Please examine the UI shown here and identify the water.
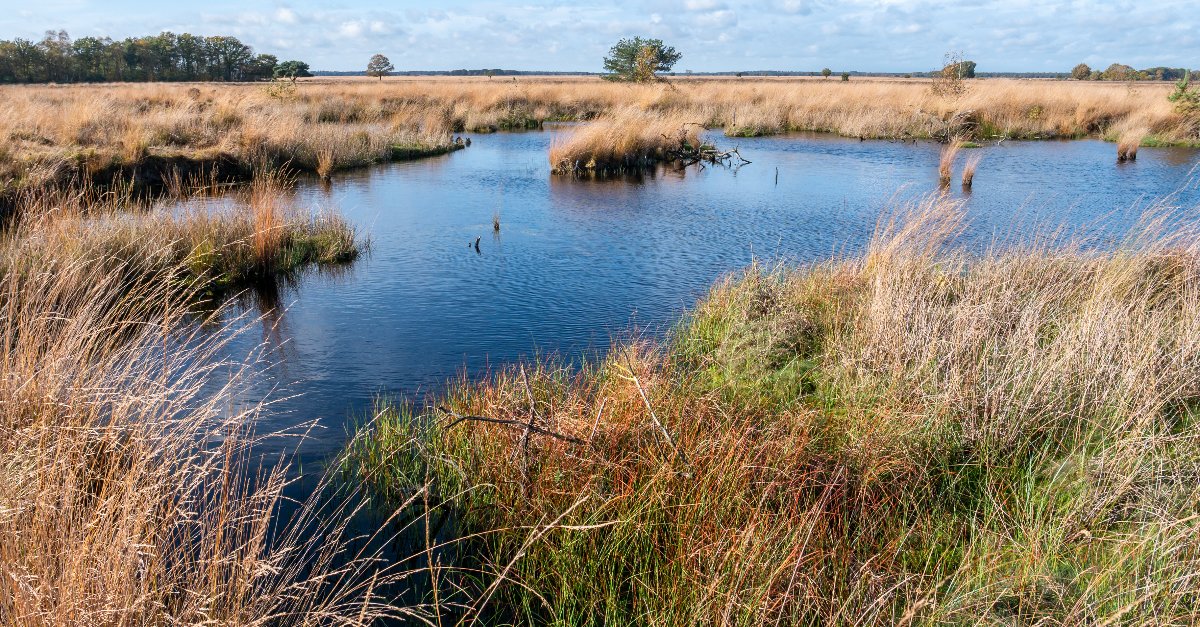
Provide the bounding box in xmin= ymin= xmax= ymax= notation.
xmin=213 ymin=130 xmax=1200 ymax=464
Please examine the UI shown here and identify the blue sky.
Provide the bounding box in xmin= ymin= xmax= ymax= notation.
xmin=2 ymin=0 xmax=1197 ymax=73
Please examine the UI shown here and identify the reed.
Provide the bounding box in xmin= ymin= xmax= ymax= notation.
xmin=962 ymin=151 xmax=981 ymax=187
xmin=0 ymin=240 xmax=422 ymax=624
xmin=0 ymin=171 xmax=359 ymax=295
xmin=351 ymin=194 xmax=1200 ymax=624
xmin=1117 ymin=129 xmax=1146 ymax=162
xmin=938 ymin=140 xmax=962 ymax=185
xmin=493 ymin=209 xmax=501 ymax=233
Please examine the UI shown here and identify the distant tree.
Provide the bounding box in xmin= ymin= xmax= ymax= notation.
xmin=1071 ymin=63 xmax=1091 ymax=80
xmin=941 ymin=58 xmax=976 ymax=79
xmin=274 ymin=59 xmax=311 ymax=83
xmin=485 ymin=69 xmax=496 ymax=79
xmin=366 ymin=53 xmax=394 ymax=81
xmin=821 ymin=67 xmax=832 ymax=78
xmin=841 ymin=71 xmax=850 ymax=82
xmin=932 ymin=51 xmax=970 ymax=98
xmin=601 ymin=37 xmax=680 ymax=82
xmin=1102 ymin=63 xmax=1137 ymax=81
xmin=735 ymin=71 xmax=744 ymax=78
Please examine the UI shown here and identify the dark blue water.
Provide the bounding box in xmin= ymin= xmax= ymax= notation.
xmin=214 ymin=131 xmax=1200 ymax=462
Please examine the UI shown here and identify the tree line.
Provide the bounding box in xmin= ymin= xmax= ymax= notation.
xmin=1071 ymin=63 xmax=1198 ymax=82
xmin=0 ymin=30 xmax=310 ymax=84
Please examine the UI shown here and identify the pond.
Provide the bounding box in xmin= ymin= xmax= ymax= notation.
xmin=211 ymin=130 xmax=1200 ymax=464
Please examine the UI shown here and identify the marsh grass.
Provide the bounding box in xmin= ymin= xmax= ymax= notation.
xmin=1117 ymin=129 xmax=1147 ymax=162
xmin=0 ymin=243 xmax=437 ymax=624
xmin=351 ymin=194 xmax=1200 ymax=624
xmin=938 ymin=140 xmax=962 ymax=186
xmin=549 ymin=108 xmax=702 ymax=174
xmin=0 ymin=170 xmax=359 ymax=300
xmin=962 ymin=152 xmax=981 ymax=187
xmin=4 ymin=77 xmax=1189 ymax=198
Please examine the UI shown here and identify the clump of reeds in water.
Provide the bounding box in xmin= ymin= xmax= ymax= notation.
xmin=962 ymin=152 xmax=981 ymax=188
xmin=1117 ymin=130 xmax=1145 ymax=162
xmin=492 ymin=209 xmax=501 ymax=233
xmin=938 ymin=140 xmax=962 ymax=186
xmin=350 ymin=194 xmax=1200 ymax=624
xmin=316 ymin=148 xmax=335 ymax=180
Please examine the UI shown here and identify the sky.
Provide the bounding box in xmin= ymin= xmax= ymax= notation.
xmin=1 ymin=0 xmax=1197 ymax=73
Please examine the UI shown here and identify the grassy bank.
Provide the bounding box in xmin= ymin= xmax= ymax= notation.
xmin=0 ymin=82 xmax=462 ymax=202
xmin=2 ymin=78 xmax=1195 ymax=198
xmin=350 ymin=196 xmax=1200 ymax=624
xmin=1 ymin=171 xmax=359 ymax=301
xmin=0 ymin=186 xmax=429 ymax=622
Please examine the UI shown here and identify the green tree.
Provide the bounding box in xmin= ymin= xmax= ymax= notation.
xmin=1168 ymin=71 xmax=1200 ymax=116
xmin=1071 ymin=63 xmax=1091 ymax=80
xmin=841 ymin=71 xmax=850 ymax=82
xmin=601 ymin=37 xmax=681 ymax=82
xmin=1102 ymin=63 xmax=1137 ymax=81
xmin=821 ymin=67 xmax=832 ymax=78
xmin=274 ymin=60 xmax=311 ymax=83
xmin=366 ymin=54 xmax=394 ymax=80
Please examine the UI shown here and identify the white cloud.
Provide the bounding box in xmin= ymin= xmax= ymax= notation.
xmin=275 ymin=8 xmax=298 ymax=25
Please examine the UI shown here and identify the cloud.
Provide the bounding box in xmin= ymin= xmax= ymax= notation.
xmin=275 ymin=7 xmax=298 ymax=25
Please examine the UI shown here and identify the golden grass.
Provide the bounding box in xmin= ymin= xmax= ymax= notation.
xmin=938 ymin=140 xmax=962 ymax=185
xmin=352 ymin=195 xmax=1200 ymax=623
xmin=0 ymin=171 xmax=358 ymax=297
xmin=0 ymin=77 xmax=1191 ymax=197
xmin=962 ymin=151 xmax=981 ymax=187
xmin=0 ymin=224 xmax=423 ymax=624
xmin=548 ymin=107 xmax=701 ymax=173
xmin=1117 ymin=127 xmax=1148 ymax=162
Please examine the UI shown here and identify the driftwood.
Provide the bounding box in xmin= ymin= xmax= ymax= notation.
xmin=662 ymin=125 xmax=752 ymax=168
xmin=436 ymin=406 xmax=589 ymax=447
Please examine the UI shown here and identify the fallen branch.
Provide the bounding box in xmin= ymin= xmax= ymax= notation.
xmin=436 ymin=407 xmax=589 ymax=447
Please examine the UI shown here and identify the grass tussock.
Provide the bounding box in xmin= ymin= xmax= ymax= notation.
xmin=1117 ymin=128 xmax=1147 ymax=162
xmin=351 ymin=195 xmax=1200 ymax=624
xmin=938 ymin=140 xmax=962 ymax=186
xmin=549 ymin=108 xmax=702 ymax=174
xmin=962 ymin=151 xmax=981 ymax=187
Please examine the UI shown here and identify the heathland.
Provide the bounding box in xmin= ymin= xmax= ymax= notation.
xmin=1 ymin=75 xmax=1198 ymax=624
xmin=2 ymin=76 xmax=1196 ymax=201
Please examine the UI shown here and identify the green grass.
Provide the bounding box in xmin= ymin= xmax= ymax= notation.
xmin=347 ymin=196 xmax=1200 ymax=624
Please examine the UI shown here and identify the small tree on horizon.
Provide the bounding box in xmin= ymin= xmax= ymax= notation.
xmin=274 ymin=60 xmax=311 ymax=84
xmin=821 ymin=67 xmax=832 ymax=78
xmin=366 ymin=54 xmax=394 ymax=81
xmin=1071 ymin=63 xmax=1092 ymax=80
xmin=602 ymin=37 xmax=681 ymax=82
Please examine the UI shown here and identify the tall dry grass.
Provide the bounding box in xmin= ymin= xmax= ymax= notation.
xmin=0 ymin=171 xmax=358 ymax=295
xmin=938 ymin=140 xmax=962 ymax=185
xmin=0 ymin=77 xmax=1192 ymax=196
xmin=548 ymin=107 xmax=701 ymax=173
xmin=0 ymin=240 xmax=433 ymax=623
xmin=352 ymin=194 xmax=1200 ymax=624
